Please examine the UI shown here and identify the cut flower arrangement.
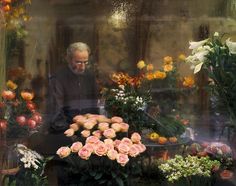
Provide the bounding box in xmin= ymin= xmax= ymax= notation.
xmin=158 ymin=155 xmax=220 ymax=185
xmin=0 ymin=80 xmax=42 ymax=139
xmin=57 ymin=114 xmax=146 ymax=186
xmin=2 ymin=144 xmax=51 ymax=186
xmin=185 ymin=32 xmax=236 ymax=128
xmin=103 ymin=58 xmax=183 ymax=132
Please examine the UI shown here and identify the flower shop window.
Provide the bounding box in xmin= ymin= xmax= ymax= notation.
xmin=1 ymin=0 xmax=236 ymax=185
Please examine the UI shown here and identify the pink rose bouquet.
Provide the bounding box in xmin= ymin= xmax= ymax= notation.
xmin=56 ymin=114 xmax=146 ymax=185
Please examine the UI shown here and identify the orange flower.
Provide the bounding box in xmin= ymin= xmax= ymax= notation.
xmin=154 ymin=71 xmax=166 ymax=79
xmin=163 ymin=64 xmax=173 ymax=72
xmin=128 ymin=77 xmax=142 ymax=87
xmin=3 ymin=5 xmax=10 ymax=11
xmin=6 ymin=80 xmax=17 ymax=90
xmin=3 ymin=0 xmax=12 ymax=3
xmin=111 ymin=72 xmax=130 ymax=85
xmin=1 ymin=90 xmax=15 ymax=100
xmin=146 ymin=64 xmax=154 ymax=71
xmin=21 ymin=91 xmax=34 ymax=101
xmin=145 ymin=73 xmax=155 ymax=80
xmin=183 ymin=76 xmax=195 ymax=88
xmin=163 ymin=56 xmax=173 ymax=65
xmin=220 ymin=170 xmax=233 ymax=180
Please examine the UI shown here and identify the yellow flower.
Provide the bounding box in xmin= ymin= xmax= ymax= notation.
xmin=178 ymin=53 xmax=186 ymax=61
xmin=154 ymin=71 xmax=166 ymax=79
xmin=137 ymin=60 xmax=146 ymax=69
xmin=163 ymin=56 xmax=173 ymax=65
xmin=183 ymin=76 xmax=195 ymax=88
xmin=163 ymin=64 xmax=173 ymax=72
xmin=6 ymin=80 xmax=17 ymax=90
xmin=146 ymin=64 xmax=154 ymax=71
xmin=21 ymin=91 xmax=34 ymax=101
xmin=146 ymin=73 xmax=155 ymax=80
xmin=149 ymin=132 xmax=159 ymax=140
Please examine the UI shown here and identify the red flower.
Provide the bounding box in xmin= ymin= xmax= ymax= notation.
xmin=27 ymin=118 xmax=37 ymax=129
xmin=0 ymin=120 xmax=7 ymax=130
xmin=220 ymin=170 xmax=233 ymax=180
xmin=16 ymin=115 xmax=27 ymax=126
xmin=1 ymin=90 xmax=15 ymax=100
xmin=26 ymin=101 xmax=36 ymax=111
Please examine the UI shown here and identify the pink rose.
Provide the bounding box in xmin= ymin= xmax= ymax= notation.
xmin=119 ymin=122 xmax=129 ymax=132
xmin=56 ymin=146 xmax=71 ymax=158
xmin=73 ymin=115 xmax=86 ymax=125
xmin=121 ymin=137 xmax=133 ymax=147
xmin=81 ymin=130 xmax=91 ymax=138
xmin=103 ymin=128 xmax=116 ymax=139
xmin=111 ymin=116 xmax=123 ymax=123
xmin=116 ymin=153 xmax=129 ymax=166
xmin=97 ymin=115 xmax=111 ymax=123
xmin=94 ymin=142 xmax=108 ymax=156
xmin=118 ymin=143 xmax=130 ymax=154
xmin=70 ymin=142 xmax=83 ymax=152
xmin=92 ymin=130 xmax=102 ymax=138
xmin=104 ymin=139 xmax=113 ymax=145
xmin=105 ymin=143 xmax=114 ymax=151
xmin=78 ymin=147 xmax=92 ymax=160
xmin=85 ymin=113 xmax=97 ymax=118
xmin=107 ymin=149 xmax=118 ymax=160
xmin=113 ymin=139 xmax=121 ymax=149
xmin=70 ymin=123 xmax=79 ymax=131
xmin=98 ymin=122 xmax=109 ymax=131
xmin=83 ymin=119 xmax=97 ymax=130
xmin=86 ymin=136 xmax=100 ymax=144
xmin=131 ymin=133 xmax=141 ymax=143
xmin=111 ymin=123 xmax=121 ymax=132
xmin=137 ymin=143 xmax=146 ymax=153
xmin=83 ymin=143 xmax=94 ymax=153
xmin=64 ymin=128 xmax=75 ymax=137
xmin=129 ymin=145 xmax=140 ymax=157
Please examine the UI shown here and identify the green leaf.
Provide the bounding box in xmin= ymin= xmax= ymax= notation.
xmin=95 ymin=172 xmax=103 ymax=180
xmin=89 ymin=171 xmax=96 ymax=177
xmin=115 ymin=177 xmax=124 ymax=186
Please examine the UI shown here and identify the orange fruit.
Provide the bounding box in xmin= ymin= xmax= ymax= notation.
xmin=158 ymin=137 xmax=167 ymax=145
xmin=169 ymin=137 xmax=177 ymax=143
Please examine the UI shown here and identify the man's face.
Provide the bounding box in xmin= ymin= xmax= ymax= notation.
xmin=69 ymin=50 xmax=89 ymax=74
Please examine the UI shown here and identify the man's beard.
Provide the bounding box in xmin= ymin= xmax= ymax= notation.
xmin=69 ymin=64 xmax=85 ymax=75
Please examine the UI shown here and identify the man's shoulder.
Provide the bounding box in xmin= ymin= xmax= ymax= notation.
xmin=50 ymin=66 xmax=71 ymax=81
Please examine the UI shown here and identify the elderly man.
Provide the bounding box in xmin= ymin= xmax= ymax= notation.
xmin=47 ymin=42 xmax=99 ymax=133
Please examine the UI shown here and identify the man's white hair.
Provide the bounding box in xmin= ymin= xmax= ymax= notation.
xmin=66 ymin=42 xmax=90 ymax=60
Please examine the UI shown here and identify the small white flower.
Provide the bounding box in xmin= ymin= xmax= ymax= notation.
xmin=214 ymin=32 xmax=219 ymax=37
xmin=226 ymin=38 xmax=236 ymax=54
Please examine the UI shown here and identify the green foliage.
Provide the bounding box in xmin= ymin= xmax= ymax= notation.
xmin=186 ymin=32 xmax=236 ymax=127
xmin=158 ymin=155 xmax=220 ymax=184
xmin=147 ymin=114 xmax=186 ymax=137
xmin=62 ymin=154 xmax=142 ymax=186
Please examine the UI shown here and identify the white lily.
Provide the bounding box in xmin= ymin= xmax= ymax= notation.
xmin=214 ymin=32 xmax=219 ymax=37
xmin=189 ymin=39 xmax=209 ymax=54
xmin=226 ymin=38 xmax=236 ymax=54
xmin=186 ymin=45 xmax=210 ymax=73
